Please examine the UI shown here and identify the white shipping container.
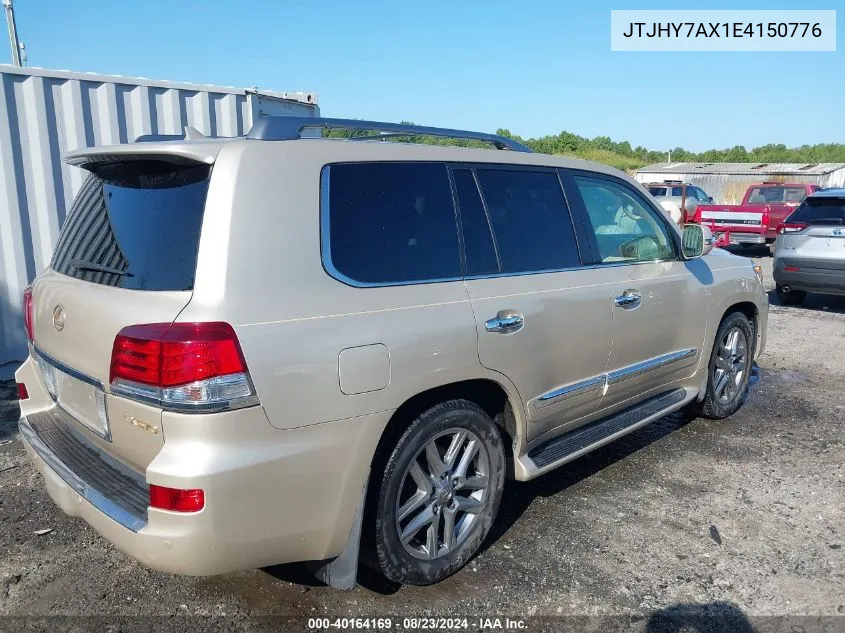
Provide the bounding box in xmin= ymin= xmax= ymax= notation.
xmin=0 ymin=65 xmax=319 ymax=369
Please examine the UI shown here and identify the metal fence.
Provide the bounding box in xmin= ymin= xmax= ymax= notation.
xmin=0 ymin=65 xmax=318 ymax=367
xmin=635 ymin=163 xmax=845 ymax=204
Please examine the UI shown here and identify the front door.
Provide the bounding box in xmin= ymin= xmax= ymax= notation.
xmin=565 ymin=172 xmax=707 ymax=409
xmin=451 ymin=166 xmax=612 ymax=442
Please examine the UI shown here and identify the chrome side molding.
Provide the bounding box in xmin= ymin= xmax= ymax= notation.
xmin=535 ymin=375 xmax=605 ymax=409
xmin=533 ymin=348 xmax=697 ymax=409
xmin=607 ymin=348 xmax=697 ymax=385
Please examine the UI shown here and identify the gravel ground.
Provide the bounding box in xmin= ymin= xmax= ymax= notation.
xmin=0 ymin=250 xmax=843 ymax=632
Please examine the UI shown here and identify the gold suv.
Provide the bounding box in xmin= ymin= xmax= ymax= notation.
xmin=16 ymin=118 xmax=767 ymax=588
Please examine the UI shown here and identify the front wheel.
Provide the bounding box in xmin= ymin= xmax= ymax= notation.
xmin=690 ymin=312 xmax=754 ymax=419
xmin=369 ymin=400 xmax=505 ymax=585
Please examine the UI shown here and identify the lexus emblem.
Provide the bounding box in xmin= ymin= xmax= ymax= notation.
xmin=52 ymin=305 xmax=65 ymax=331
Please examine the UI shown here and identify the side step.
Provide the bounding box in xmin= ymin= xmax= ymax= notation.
xmin=528 ymin=389 xmax=686 ymax=468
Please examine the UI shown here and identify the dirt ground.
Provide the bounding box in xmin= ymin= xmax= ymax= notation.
xmin=0 ymin=250 xmax=843 ymax=632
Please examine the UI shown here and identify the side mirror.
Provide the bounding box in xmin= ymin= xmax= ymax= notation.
xmin=682 ymin=224 xmax=714 ymax=258
xmin=707 ymin=196 xmax=713 ymax=203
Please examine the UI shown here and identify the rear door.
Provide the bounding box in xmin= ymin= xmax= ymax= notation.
xmin=29 ymin=159 xmax=211 ymax=472
xmin=564 ymin=171 xmax=707 ymax=409
xmin=453 ymin=166 xmax=613 ymax=443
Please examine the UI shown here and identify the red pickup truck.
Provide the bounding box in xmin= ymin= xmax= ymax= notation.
xmin=693 ymin=182 xmax=820 ymax=248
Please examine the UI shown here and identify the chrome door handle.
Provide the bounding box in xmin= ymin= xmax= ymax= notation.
xmin=485 ymin=310 xmax=525 ymax=334
xmin=614 ymin=290 xmax=642 ymax=309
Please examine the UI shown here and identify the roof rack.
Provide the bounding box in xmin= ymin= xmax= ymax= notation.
xmin=246 ymin=116 xmax=533 ymax=152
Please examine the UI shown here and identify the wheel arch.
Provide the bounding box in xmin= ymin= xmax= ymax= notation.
xmin=720 ymin=300 xmax=759 ymax=352
xmin=370 ymin=378 xmax=522 ymax=480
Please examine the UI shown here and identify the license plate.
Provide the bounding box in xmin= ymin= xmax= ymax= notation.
xmin=38 ymin=357 xmax=110 ymax=439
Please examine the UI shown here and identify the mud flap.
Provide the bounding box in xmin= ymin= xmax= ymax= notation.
xmin=696 ymin=375 xmax=709 ymax=402
xmin=308 ymin=477 xmax=368 ymax=591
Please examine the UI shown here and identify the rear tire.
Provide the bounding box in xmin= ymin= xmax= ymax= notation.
xmin=689 ymin=312 xmax=754 ymax=420
xmin=776 ymin=285 xmax=806 ymax=306
xmin=368 ymin=400 xmax=505 ymax=585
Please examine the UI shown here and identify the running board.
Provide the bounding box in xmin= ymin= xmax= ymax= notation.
xmin=527 ymin=389 xmax=687 ymax=469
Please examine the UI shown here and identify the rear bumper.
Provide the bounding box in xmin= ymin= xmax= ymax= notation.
xmin=16 ymin=358 xmax=390 ymax=576
xmin=773 ymin=266 xmax=845 ymax=296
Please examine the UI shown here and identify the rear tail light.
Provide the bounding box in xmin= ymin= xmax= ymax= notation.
xmin=17 ymin=383 xmax=28 ymax=400
xmin=23 ymin=287 xmax=34 ymax=341
xmin=777 ymin=222 xmax=808 ymax=234
xmin=784 ymin=265 xmax=801 ymax=272
xmin=110 ymin=322 xmax=257 ymax=412
xmin=149 ymin=484 xmax=205 ymax=512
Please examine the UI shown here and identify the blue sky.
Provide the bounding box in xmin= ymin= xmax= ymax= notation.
xmin=6 ymin=0 xmax=843 ymax=152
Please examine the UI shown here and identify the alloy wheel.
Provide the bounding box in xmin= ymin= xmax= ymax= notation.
xmin=713 ymin=326 xmax=748 ymax=404
xmin=394 ymin=428 xmax=491 ymax=560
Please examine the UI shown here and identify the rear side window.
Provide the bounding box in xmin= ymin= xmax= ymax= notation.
xmin=787 ymin=197 xmax=845 ymax=225
xmin=51 ymin=161 xmax=209 ymax=290
xmin=475 ymin=169 xmax=579 ymax=274
xmin=649 ymin=187 xmax=668 ymax=197
xmin=325 ymin=162 xmax=460 ymax=285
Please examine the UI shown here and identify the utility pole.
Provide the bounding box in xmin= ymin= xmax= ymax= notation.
xmin=2 ymin=0 xmax=22 ymax=66
xmin=667 ymin=150 xmax=671 ymax=163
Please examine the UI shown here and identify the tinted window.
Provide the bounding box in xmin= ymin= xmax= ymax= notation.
xmin=326 ymin=162 xmax=460 ymax=284
xmin=787 ymin=197 xmax=845 ymax=225
xmin=51 ymin=162 xmax=209 ymax=290
xmin=747 ymin=186 xmax=808 ymax=204
xmin=574 ymin=175 xmax=676 ymax=263
xmin=475 ymin=169 xmax=579 ymax=273
xmin=671 ymin=186 xmax=684 ymax=197
xmin=649 ymin=186 xmax=668 ymax=197
xmin=453 ymin=169 xmax=498 ymax=276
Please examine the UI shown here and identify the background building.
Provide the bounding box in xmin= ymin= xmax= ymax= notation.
xmin=0 ymin=65 xmax=318 ymax=370
xmin=635 ymin=162 xmax=845 ymax=204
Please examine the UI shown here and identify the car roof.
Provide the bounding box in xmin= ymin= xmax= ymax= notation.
xmin=65 ymin=135 xmax=632 ymax=182
xmin=809 ymin=188 xmax=845 ymax=199
xmin=753 ymin=182 xmax=814 ymax=187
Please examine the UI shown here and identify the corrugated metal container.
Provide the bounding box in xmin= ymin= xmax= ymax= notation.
xmin=635 ymin=162 xmax=845 ymax=204
xmin=0 ymin=65 xmax=318 ymax=368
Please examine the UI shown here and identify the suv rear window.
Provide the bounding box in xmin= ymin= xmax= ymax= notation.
xmin=787 ymin=197 xmax=845 ymax=225
xmin=325 ymin=162 xmax=461 ymax=285
xmin=51 ymin=161 xmax=210 ymax=291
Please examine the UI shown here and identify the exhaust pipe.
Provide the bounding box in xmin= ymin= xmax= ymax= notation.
xmin=781 ymin=285 xmax=790 ymax=293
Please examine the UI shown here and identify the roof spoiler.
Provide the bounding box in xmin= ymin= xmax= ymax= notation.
xmin=134 ymin=126 xmax=207 ymax=143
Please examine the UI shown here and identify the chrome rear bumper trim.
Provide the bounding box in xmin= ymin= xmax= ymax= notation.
xmin=19 ymin=415 xmax=147 ymax=533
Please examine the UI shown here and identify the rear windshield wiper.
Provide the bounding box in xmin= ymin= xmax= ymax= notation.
xmin=69 ymin=258 xmax=134 ymax=277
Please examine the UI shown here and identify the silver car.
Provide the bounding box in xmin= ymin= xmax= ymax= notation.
xmin=774 ymin=188 xmax=845 ymax=305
